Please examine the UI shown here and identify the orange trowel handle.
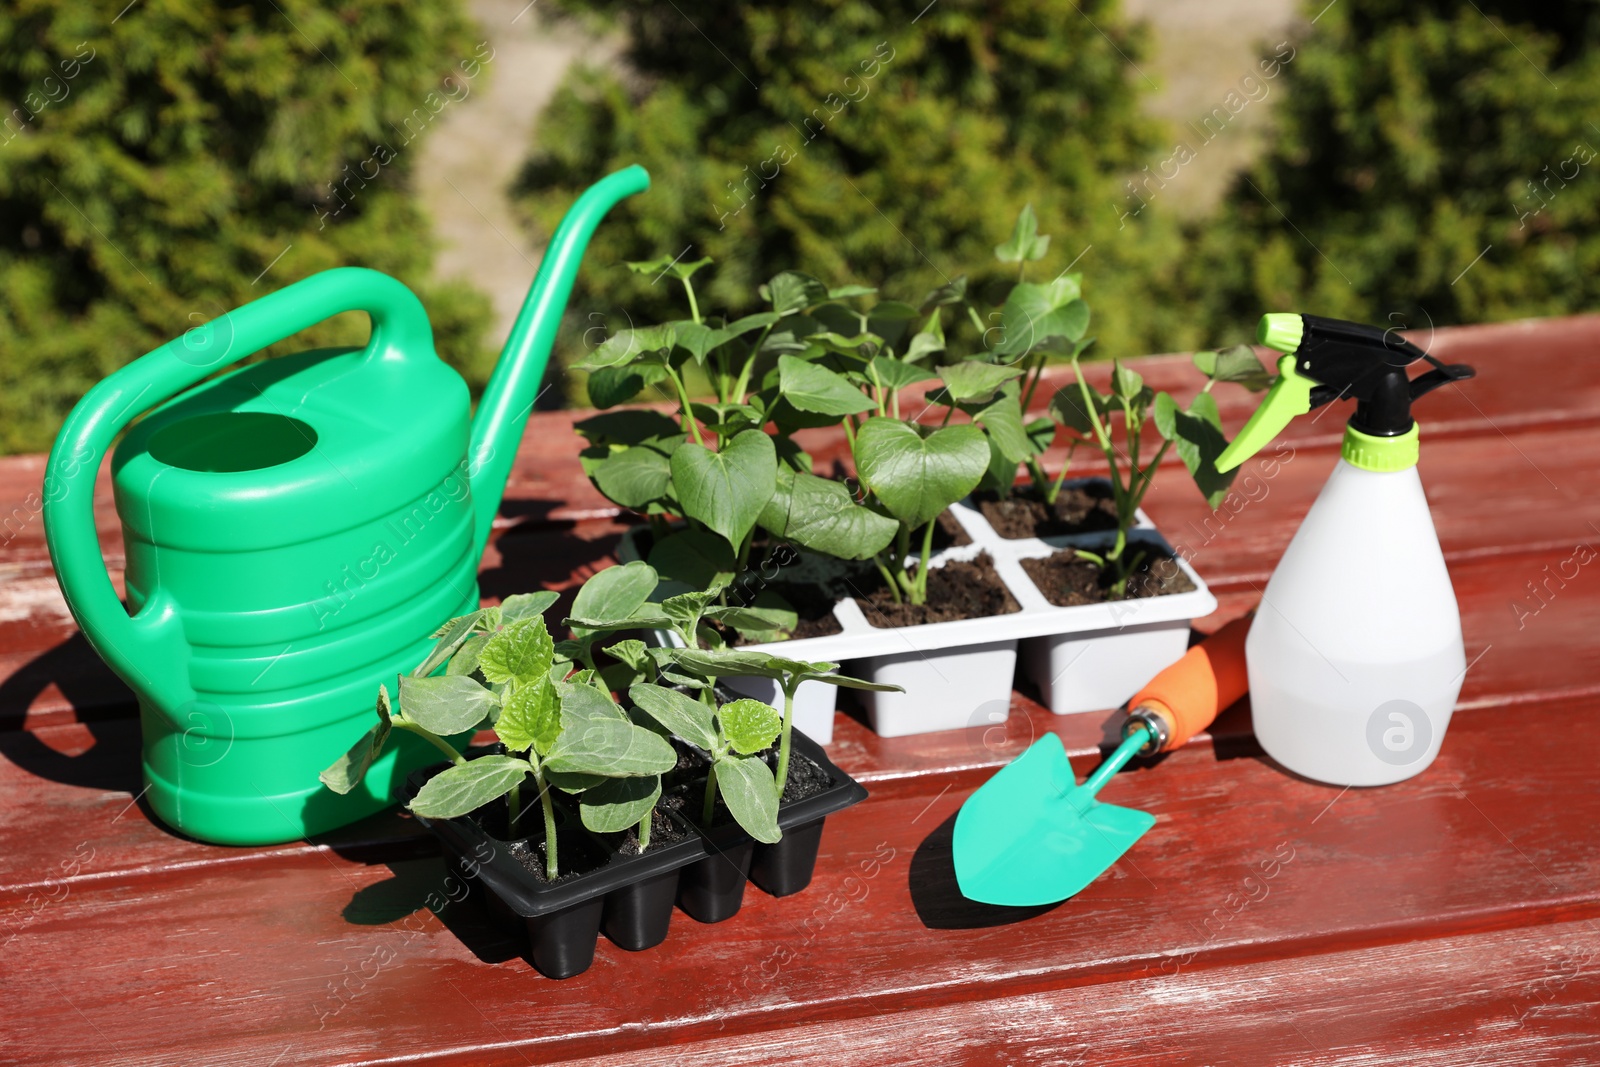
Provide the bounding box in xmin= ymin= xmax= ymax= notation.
xmin=1129 ymin=613 xmax=1253 ymax=752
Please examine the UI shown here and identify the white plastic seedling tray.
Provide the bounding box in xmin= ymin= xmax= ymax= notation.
xmin=622 ymin=483 xmax=1217 ymax=740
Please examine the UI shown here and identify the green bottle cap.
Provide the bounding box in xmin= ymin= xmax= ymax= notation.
xmin=1257 ymin=313 xmax=1304 ymax=354
xmin=1342 ymin=423 xmax=1419 ymax=472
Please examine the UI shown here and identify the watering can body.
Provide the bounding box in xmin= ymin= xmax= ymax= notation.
xmin=43 ymin=167 xmax=648 ymax=845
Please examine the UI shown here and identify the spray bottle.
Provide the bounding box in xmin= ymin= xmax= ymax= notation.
xmin=1215 ymin=313 xmax=1476 ymax=785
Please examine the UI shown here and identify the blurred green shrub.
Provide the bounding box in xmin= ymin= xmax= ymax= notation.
xmin=1186 ymin=0 xmax=1600 ymax=340
xmin=514 ymin=0 xmax=1190 ymax=401
xmin=0 ymin=1 xmax=493 ymax=454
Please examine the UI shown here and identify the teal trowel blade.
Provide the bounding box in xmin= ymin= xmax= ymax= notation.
xmin=953 ymin=733 xmax=1156 ymax=907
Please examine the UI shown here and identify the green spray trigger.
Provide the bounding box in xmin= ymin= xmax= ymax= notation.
xmin=1215 ymin=352 xmax=1314 ymax=472
xmin=1214 ymin=311 xmax=1474 ymax=474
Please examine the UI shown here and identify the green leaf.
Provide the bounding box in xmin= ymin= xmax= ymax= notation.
xmin=593 ymin=442 xmax=674 ymax=508
xmin=938 ymin=361 xmax=1025 ymax=403
xmin=808 ymin=671 xmax=903 ymax=693
xmin=1024 ymin=416 xmax=1057 ymax=456
xmin=717 ymin=698 xmax=782 ymax=755
xmin=853 ymin=419 xmax=989 ymax=530
xmin=993 ymin=278 xmax=1088 ymax=358
xmin=867 ymin=355 xmax=937 ymax=391
xmin=574 ymin=324 xmax=676 ymax=371
xmin=827 ymin=284 xmax=878 ymax=299
xmin=319 ymin=685 xmax=394 ymax=795
xmin=416 ymin=609 xmax=492 ymax=679
xmin=495 ymin=676 xmax=561 ymax=755
xmin=587 ymin=363 xmax=667 ymax=409
xmin=607 ymin=640 xmax=653 ymax=673
xmin=1048 ymin=383 xmax=1107 ymax=434
xmin=713 ymin=756 xmax=781 ymax=843
xmin=704 ymin=601 xmax=799 ymax=637
xmin=574 ymin=410 xmax=683 ymax=447
xmin=648 ymin=528 xmax=736 ymax=594
xmin=398 ymin=674 xmax=500 ymax=736
xmin=560 ymin=683 xmax=630 ymax=726
xmin=867 ymin=301 xmax=920 ymax=349
xmin=625 ymin=254 xmax=712 ymax=282
xmin=1193 ymin=344 xmax=1273 ymax=391
xmin=570 ymin=561 xmax=659 ymax=638
xmin=670 ymin=430 xmax=777 ymax=548
xmin=447 ymin=632 xmax=491 ymax=677
xmin=1152 ymin=391 xmax=1237 ymax=508
xmin=1110 ymin=360 xmax=1144 ymax=401
xmin=629 ymin=682 xmax=717 ymax=750
xmin=666 ymin=647 xmax=790 ymax=682
xmin=777 ymin=354 xmax=876 ymax=416
xmin=758 ymin=467 xmax=898 ymax=560
xmin=724 ymin=311 xmax=782 ymax=338
xmin=499 ymin=592 xmax=558 ymax=626
xmin=408 ymin=756 xmax=530 ymax=820
xmin=477 ymin=617 xmax=556 ymax=686
xmin=761 ymin=271 xmax=829 ymax=315
xmin=995 ymin=203 xmax=1051 ymax=262
xmin=578 ymin=775 xmax=663 ymax=833
xmin=546 ymin=715 xmax=678 ymax=778
xmin=973 ymin=391 xmax=1032 ymax=464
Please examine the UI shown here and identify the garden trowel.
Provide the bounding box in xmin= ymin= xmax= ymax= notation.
xmin=953 ymin=614 xmax=1252 ymax=906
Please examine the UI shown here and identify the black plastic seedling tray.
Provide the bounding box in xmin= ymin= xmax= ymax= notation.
xmin=407 ymin=727 xmax=868 ymax=979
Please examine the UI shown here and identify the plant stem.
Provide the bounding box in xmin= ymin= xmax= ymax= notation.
xmin=842 ymin=416 xmax=857 ymax=450
xmin=638 ymin=810 xmax=652 ymax=851
xmin=1046 ymin=442 xmax=1077 ymax=504
xmin=538 ymin=773 xmax=558 ymax=881
xmin=665 ymin=365 xmax=705 ymax=447
xmin=702 ymin=764 xmax=720 ymax=826
xmin=775 ymin=680 xmax=798 ymax=796
xmin=872 ymin=554 xmax=903 ymax=605
xmin=682 ymin=278 xmax=702 ymax=325
xmin=507 ymin=779 xmax=522 ymax=837
xmin=915 ymin=518 xmax=936 ymax=604
xmin=1020 ymin=352 xmax=1046 ymax=413
xmin=392 ymin=721 xmax=467 ymax=766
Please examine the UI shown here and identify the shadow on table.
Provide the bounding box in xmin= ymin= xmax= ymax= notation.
xmin=909 ymin=810 xmax=1062 ymax=930
xmin=337 ymin=850 xmax=530 ymax=969
xmin=0 ymin=631 xmax=144 ymax=793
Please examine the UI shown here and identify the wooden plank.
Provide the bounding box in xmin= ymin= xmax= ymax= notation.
xmin=2 ymin=693 xmax=1597 ymax=1066
xmin=550 ymin=920 xmax=1600 ymax=1067
xmin=2 ymin=530 xmax=1597 ymax=894
xmin=0 ymin=316 xmax=1593 ymax=734
xmin=4 ymin=313 xmax=1597 ymax=576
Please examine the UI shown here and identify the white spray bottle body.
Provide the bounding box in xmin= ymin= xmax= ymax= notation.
xmin=1247 ymin=456 xmax=1466 ymax=785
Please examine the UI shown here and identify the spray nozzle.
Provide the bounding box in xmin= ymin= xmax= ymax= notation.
xmin=1215 ymin=313 xmax=1475 ymax=472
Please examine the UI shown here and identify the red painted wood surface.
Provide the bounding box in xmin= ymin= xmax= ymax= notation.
xmin=1 ymin=316 xmax=1598 ymax=1066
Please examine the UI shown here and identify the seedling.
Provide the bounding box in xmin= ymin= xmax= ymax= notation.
xmin=629 ymin=684 xmax=784 ymax=842
xmin=321 ymin=604 xmax=675 ymax=879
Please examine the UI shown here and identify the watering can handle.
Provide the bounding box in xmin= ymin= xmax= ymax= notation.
xmin=41 ymin=268 xmax=433 ymax=710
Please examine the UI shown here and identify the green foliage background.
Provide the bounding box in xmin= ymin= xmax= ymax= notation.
xmin=1184 ymin=0 xmax=1600 ymax=340
xmin=0 ymin=0 xmax=494 ymax=453
xmin=4 ymin=0 xmax=1599 ymax=453
xmin=513 ymin=0 xmax=1191 ymax=401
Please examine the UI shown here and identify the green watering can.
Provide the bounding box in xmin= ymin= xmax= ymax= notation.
xmin=42 ymin=166 xmax=649 ymax=845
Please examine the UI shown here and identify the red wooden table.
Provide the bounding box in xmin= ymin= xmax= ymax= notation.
xmin=3 ymin=317 xmax=1599 ymax=1066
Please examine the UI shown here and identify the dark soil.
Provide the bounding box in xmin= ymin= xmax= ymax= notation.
xmin=768 ymin=749 xmax=833 ymax=804
xmin=615 ymin=805 xmax=691 ymax=856
xmin=854 ymin=552 xmax=1020 ymax=629
xmin=975 ymin=481 xmax=1119 ymax=540
xmin=932 ymin=508 xmax=972 ymax=548
xmin=721 ymin=575 xmax=844 ymax=645
xmin=505 ymin=826 xmax=610 ymax=885
xmin=1021 ymin=547 xmax=1196 ymax=608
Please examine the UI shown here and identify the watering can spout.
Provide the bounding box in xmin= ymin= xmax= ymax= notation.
xmin=467 ymin=164 xmax=650 ymax=554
